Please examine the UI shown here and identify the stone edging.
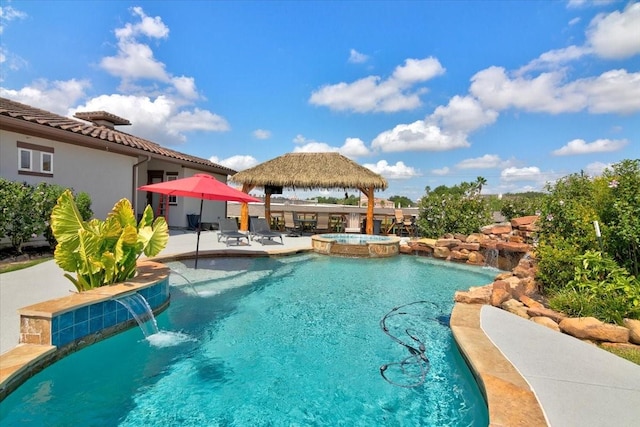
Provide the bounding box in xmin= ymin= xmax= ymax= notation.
xmin=451 ymin=303 xmax=548 ymax=426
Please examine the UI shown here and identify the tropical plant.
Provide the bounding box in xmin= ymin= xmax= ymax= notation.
xmin=50 ymin=190 xmax=169 ymax=292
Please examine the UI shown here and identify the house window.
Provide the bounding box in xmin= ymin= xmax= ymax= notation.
xmin=41 ymin=152 xmax=53 ymax=173
xmin=166 ymin=173 xmax=178 ymax=205
xmin=17 ymin=141 xmax=54 ymax=177
xmin=19 ymin=148 xmax=32 ymax=171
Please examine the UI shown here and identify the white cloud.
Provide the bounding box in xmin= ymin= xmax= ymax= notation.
xmin=586 ymin=3 xmax=640 ymax=59
xmin=171 ymin=76 xmax=199 ymax=100
xmin=567 ymin=0 xmax=617 ymax=9
xmin=167 ymin=108 xmax=230 ymax=132
xmin=371 ymin=120 xmax=469 ymax=153
xmin=253 ymin=129 xmax=271 ymax=139
xmin=429 ymin=95 xmax=498 ymax=133
xmin=100 ymin=7 xmax=173 ymax=84
xmin=210 ymin=155 xmax=258 ymax=171
xmin=576 ymin=69 xmax=640 ymax=114
xmin=470 ymin=66 xmax=640 ymax=114
xmin=517 ymin=45 xmax=589 ymax=74
xmin=115 ymin=6 xmax=170 ymax=40
xmin=456 ymin=154 xmax=503 ymax=169
xmin=291 ymin=135 xmax=370 ymax=158
xmin=0 ymin=5 xmax=26 ymax=35
xmin=552 ymin=138 xmax=628 ymax=155
xmin=293 ymin=142 xmax=339 ymax=153
xmin=584 ymin=161 xmax=612 ymax=176
xmin=1 ymin=79 xmax=90 ymax=114
xmin=309 ymin=57 xmax=445 ymax=113
xmin=70 ymin=94 xmax=228 ymax=145
xmin=348 ymin=49 xmax=368 ymax=64
xmin=500 ymin=166 xmax=542 ymax=182
xmin=431 ymin=167 xmax=450 ymax=175
xmin=363 ymin=160 xmax=420 ymax=179
xmin=340 ymin=137 xmax=371 ymax=157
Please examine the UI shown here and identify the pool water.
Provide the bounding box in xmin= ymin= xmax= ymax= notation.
xmin=0 ymin=254 xmax=493 ymax=426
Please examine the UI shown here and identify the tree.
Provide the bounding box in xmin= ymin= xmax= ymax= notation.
xmin=389 ymin=195 xmax=415 ymax=207
xmin=475 ymin=176 xmax=487 ymax=194
xmin=417 ymin=181 xmax=492 ymax=237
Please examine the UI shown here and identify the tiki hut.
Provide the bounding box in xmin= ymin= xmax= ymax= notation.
xmin=231 ymin=152 xmax=388 ymax=234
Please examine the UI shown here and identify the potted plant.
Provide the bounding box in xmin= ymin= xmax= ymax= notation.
xmin=50 ymin=190 xmax=169 ymax=292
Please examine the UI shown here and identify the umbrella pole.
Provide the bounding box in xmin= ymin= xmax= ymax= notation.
xmin=195 ymin=199 xmax=203 ymax=269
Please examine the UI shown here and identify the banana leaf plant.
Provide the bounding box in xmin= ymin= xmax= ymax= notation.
xmin=50 ymin=190 xmax=169 ymax=292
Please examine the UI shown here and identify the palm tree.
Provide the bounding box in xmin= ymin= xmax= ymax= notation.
xmin=475 ymin=176 xmax=487 ymax=194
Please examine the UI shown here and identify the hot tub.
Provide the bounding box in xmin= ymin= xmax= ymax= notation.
xmin=312 ymin=233 xmax=400 ymax=258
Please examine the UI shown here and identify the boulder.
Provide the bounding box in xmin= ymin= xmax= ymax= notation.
xmin=433 ymin=246 xmax=450 ymax=259
xmin=466 ymin=251 xmax=484 ymax=265
xmin=559 ymin=317 xmax=630 ymax=343
xmin=491 ymin=288 xmax=511 ymax=307
xmin=450 ymin=250 xmax=469 ymax=261
xmin=453 ymin=233 xmax=468 ymax=242
xmin=520 ymin=277 xmax=539 ymax=295
xmin=497 ymin=241 xmax=531 ymax=253
xmin=466 ymin=233 xmax=486 ymax=243
xmin=399 ymin=245 xmax=414 ymax=254
xmin=510 ymin=215 xmax=539 ymax=228
xmin=481 ymin=223 xmax=513 ymax=235
xmin=519 ymin=295 xmax=545 ymax=310
xmin=531 ymin=316 xmax=560 ymax=332
xmin=494 ymin=272 xmax=514 ymax=281
xmin=455 ymin=242 xmax=481 ymax=251
xmin=454 ymin=285 xmax=492 ymax=304
xmin=623 ymin=318 xmax=640 ymax=345
xmin=435 ymin=238 xmax=461 ymax=248
xmin=501 ymin=299 xmax=530 ymax=319
xmin=527 ymin=306 xmax=567 ymax=324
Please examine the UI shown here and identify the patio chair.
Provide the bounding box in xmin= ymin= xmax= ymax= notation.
xmin=314 ymin=212 xmax=331 ymax=233
xmin=250 ymin=217 xmax=283 ymax=245
xmin=393 ymin=209 xmax=416 ymax=237
xmin=283 ymin=211 xmax=302 ymax=235
xmin=217 ymin=218 xmax=250 ymax=246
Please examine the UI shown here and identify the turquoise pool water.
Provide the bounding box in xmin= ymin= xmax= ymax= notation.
xmin=0 ymin=254 xmax=494 ymax=426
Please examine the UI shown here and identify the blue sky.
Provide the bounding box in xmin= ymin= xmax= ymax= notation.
xmin=1 ymin=1 xmax=638 ymax=201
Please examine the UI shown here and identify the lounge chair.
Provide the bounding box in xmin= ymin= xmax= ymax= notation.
xmin=283 ymin=211 xmax=302 ymax=235
xmin=250 ymin=217 xmax=284 ymax=245
xmin=314 ymin=212 xmax=331 ymax=233
xmin=217 ymin=218 xmax=250 ymax=246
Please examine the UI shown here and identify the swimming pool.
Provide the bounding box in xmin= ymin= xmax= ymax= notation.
xmin=0 ymin=254 xmax=493 ymax=425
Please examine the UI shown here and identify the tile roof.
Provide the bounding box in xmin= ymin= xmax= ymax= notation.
xmin=0 ymin=97 xmax=236 ymax=175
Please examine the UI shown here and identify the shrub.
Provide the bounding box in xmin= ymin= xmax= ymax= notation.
xmin=0 ymin=180 xmax=45 ymax=252
xmin=417 ymin=181 xmax=493 ymax=237
xmin=0 ymin=179 xmax=94 ymax=252
xmin=548 ymin=251 xmax=640 ymax=324
xmin=499 ymin=194 xmax=544 ymax=221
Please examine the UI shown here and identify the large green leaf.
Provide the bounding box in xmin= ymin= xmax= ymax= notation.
xmin=138 ymin=204 xmax=155 ymax=229
xmin=138 ymin=215 xmax=169 ymax=257
xmin=107 ymin=198 xmax=137 ymax=228
xmin=50 ymin=190 xmax=87 ymax=247
xmin=54 ymin=239 xmax=80 ymax=272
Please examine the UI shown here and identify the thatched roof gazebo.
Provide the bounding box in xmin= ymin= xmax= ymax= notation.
xmin=231 ymin=152 xmax=388 ymax=234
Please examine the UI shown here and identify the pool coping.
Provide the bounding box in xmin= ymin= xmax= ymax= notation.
xmin=451 ymin=302 xmax=548 ymax=426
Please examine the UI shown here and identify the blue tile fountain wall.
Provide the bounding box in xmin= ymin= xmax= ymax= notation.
xmin=51 ymin=277 xmax=169 ymax=347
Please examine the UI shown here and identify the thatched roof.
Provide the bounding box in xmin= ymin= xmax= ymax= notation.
xmin=231 ymin=152 xmax=388 ymax=191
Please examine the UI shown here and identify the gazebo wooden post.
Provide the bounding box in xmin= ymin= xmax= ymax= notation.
xmin=240 ymin=183 xmax=255 ymax=231
xmin=360 ymin=186 xmax=375 ymax=235
xmin=264 ymin=193 xmax=272 ymax=226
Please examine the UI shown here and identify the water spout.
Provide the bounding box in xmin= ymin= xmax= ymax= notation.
xmin=169 ymin=268 xmax=200 ymax=296
xmin=115 ymin=293 xmax=159 ymax=337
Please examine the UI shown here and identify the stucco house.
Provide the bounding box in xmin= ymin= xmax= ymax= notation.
xmin=0 ymin=97 xmax=237 ymax=228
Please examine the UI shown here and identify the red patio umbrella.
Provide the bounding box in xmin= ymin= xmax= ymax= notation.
xmin=138 ymin=174 xmax=261 ymax=268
